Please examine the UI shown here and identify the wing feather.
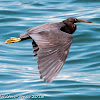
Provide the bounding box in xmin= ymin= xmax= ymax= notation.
xmin=29 ymin=29 xmax=73 ymax=83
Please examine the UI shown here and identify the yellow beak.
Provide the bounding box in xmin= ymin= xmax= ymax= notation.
xmin=77 ymin=19 xmax=92 ymax=23
xmin=5 ymin=37 xmax=21 ymax=44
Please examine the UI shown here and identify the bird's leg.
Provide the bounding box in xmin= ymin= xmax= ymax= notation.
xmin=5 ymin=37 xmax=21 ymax=44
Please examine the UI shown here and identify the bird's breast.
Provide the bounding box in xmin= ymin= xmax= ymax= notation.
xmin=61 ymin=24 xmax=76 ymax=34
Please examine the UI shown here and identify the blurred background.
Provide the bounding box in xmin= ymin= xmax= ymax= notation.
xmin=0 ymin=0 xmax=100 ymax=100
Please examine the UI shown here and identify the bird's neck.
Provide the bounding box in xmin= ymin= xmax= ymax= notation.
xmin=61 ymin=22 xmax=76 ymax=34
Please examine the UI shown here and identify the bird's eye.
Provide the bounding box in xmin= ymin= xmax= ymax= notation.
xmin=75 ymin=19 xmax=77 ymax=22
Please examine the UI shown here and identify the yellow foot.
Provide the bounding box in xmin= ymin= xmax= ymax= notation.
xmin=5 ymin=37 xmax=21 ymax=44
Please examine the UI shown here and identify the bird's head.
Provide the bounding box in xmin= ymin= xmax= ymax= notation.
xmin=62 ymin=17 xmax=92 ymax=34
xmin=63 ymin=17 xmax=92 ymax=25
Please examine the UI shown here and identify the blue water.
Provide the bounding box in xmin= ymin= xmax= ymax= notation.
xmin=0 ymin=0 xmax=100 ymax=100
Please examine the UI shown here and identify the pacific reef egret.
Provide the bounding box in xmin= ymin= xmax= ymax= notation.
xmin=5 ymin=17 xmax=92 ymax=83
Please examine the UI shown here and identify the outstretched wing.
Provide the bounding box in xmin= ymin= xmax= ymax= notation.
xmin=29 ymin=29 xmax=73 ymax=83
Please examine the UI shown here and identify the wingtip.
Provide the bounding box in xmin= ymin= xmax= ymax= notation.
xmin=44 ymin=77 xmax=53 ymax=83
xmin=46 ymin=80 xmax=53 ymax=83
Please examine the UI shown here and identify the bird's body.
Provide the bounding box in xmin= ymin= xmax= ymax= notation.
xmin=5 ymin=17 xmax=92 ymax=83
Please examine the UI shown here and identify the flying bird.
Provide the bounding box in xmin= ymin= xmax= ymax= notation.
xmin=5 ymin=17 xmax=92 ymax=83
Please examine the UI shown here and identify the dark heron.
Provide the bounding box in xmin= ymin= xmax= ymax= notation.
xmin=5 ymin=17 xmax=92 ymax=83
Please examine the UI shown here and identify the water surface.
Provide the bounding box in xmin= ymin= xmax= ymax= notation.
xmin=0 ymin=0 xmax=100 ymax=100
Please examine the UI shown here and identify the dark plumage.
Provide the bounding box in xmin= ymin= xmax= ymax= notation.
xmin=5 ymin=17 xmax=92 ymax=83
